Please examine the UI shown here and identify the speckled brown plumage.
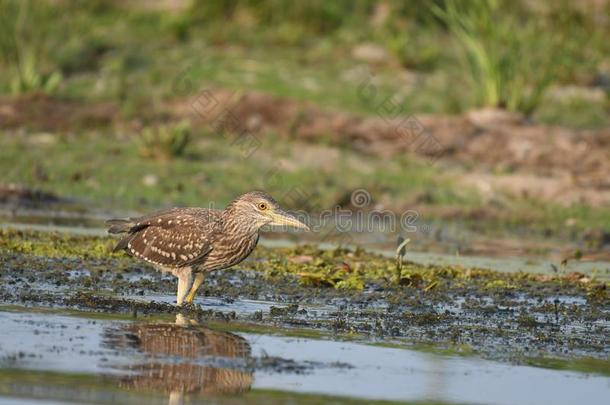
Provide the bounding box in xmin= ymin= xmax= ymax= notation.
xmin=109 ymin=203 xmax=259 ymax=272
xmin=106 ymin=191 xmax=308 ymax=305
xmin=109 ymin=207 xmax=219 ymax=269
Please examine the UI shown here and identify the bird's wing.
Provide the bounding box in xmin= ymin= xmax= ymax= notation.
xmin=112 ymin=208 xmax=221 ymax=268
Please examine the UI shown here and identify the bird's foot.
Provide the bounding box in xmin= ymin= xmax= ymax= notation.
xmin=185 ymin=292 xmax=196 ymax=305
xmin=176 ymin=313 xmax=200 ymax=326
xmin=176 ymin=301 xmax=199 ymax=313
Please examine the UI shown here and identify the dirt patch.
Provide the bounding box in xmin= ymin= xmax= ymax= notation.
xmin=461 ymin=172 xmax=610 ymax=208
xmin=3 ymin=90 xmax=610 ymax=206
xmin=0 ymin=183 xmax=61 ymax=208
xmin=0 ymin=93 xmax=117 ymax=132
xmin=170 ymin=90 xmax=610 ymax=206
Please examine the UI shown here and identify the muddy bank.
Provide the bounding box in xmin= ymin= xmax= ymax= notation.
xmin=0 ymin=183 xmax=62 ymax=210
xmin=0 ymin=229 xmax=608 ymax=368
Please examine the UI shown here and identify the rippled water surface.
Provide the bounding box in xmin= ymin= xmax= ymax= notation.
xmin=0 ymin=309 xmax=608 ymax=405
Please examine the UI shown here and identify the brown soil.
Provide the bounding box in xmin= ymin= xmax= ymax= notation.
xmin=0 ymin=183 xmax=60 ymax=207
xmin=172 ymin=90 xmax=610 ymax=207
xmin=0 ymin=93 xmax=117 ymax=132
xmin=2 ymin=91 xmax=610 ymax=206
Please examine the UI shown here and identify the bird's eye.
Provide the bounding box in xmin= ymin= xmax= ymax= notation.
xmin=257 ymin=202 xmax=268 ymax=210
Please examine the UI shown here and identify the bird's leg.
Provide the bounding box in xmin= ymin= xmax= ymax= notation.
xmin=175 ymin=267 xmax=193 ymax=306
xmin=185 ymin=273 xmax=205 ymax=304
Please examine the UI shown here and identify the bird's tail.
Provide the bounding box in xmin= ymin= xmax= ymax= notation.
xmin=106 ymin=218 xmax=134 ymax=234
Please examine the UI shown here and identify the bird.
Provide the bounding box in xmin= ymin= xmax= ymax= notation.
xmin=106 ymin=191 xmax=309 ymax=306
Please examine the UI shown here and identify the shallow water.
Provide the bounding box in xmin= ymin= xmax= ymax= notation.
xmin=0 ymin=309 xmax=608 ymax=405
xmin=1 ymin=219 xmax=609 ymax=404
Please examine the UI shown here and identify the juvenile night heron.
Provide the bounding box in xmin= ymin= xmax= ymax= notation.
xmin=106 ymin=191 xmax=308 ymax=305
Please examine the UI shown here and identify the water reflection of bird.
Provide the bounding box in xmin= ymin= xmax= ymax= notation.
xmin=106 ymin=314 xmax=252 ymax=403
xmin=106 ymin=191 xmax=309 ymax=305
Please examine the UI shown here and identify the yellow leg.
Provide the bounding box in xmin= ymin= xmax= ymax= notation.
xmin=185 ymin=273 xmax=205 ymax=304
xmin=175 ymin=268 xmax=193 ymax=306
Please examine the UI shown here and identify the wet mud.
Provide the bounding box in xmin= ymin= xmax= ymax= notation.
xmin=0 ymin=227 xmax=608 ymax=404
xmin=1 ymin=228 xmax=608 ymax=369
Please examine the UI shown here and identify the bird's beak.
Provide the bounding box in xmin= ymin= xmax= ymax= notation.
xmin=269 ymin=209 xmax=310 ymax=231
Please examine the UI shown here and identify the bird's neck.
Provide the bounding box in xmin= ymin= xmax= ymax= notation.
xmin=220 ymin=207 xmax=262 ymax=238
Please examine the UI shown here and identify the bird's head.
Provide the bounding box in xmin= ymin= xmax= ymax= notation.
xmin=226 ymin=191 xmax=310 ymax=231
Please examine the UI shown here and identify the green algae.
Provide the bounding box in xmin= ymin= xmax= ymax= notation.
xmin=240 ymin=390 xmax=452 ymax=405
xmin=0 ymin=228 xmax=121 ymax=259
xmin=250 ymin=244 xmax=608 ymax=301
xmin=1 ymin=228 xmax=607 ymax=303
xmin=524 ymin=357 xmax=610 ymax=377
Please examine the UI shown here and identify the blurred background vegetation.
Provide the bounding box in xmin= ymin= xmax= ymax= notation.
xmin=1 ymin=0 xmax=607 ymax=118
xmin=0 ymin=0 xmax=609 ymax=248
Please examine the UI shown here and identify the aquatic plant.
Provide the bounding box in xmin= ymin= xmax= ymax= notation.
xmin=250 ymin=244 xmax=608 ymax=299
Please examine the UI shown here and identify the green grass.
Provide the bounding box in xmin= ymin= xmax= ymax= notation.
xmin=1 ymin=2 xmax=610 ymax=239
xmin=0 ymin=0 xmax=67 ymax=94
xmin=431 ymin=0 xmax=598 ymax=115
xmin=0 ymin=1 xmax=607 ymax=126
xmin=0 ymin=129 xmax=450 ymax=211
xmin=2 ymin=128 xmax=610 ymax=235
xmin=535 ymin=95 xmax=610 ymax=129
xmin=137 ymin=120 xmax=191 ymax=160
